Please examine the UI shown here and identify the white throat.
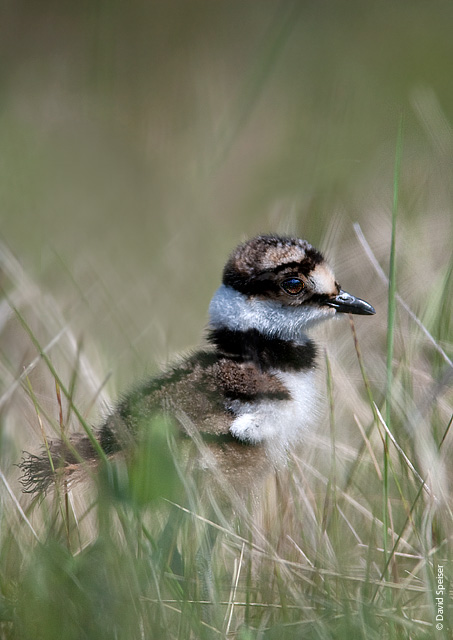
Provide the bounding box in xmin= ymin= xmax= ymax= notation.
xmin=208 ymin=284 xmax=334 ymax=342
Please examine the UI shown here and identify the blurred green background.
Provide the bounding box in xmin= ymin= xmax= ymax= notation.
xmin=1 ymin=0 xmax=452 ymax=389
xmin=1 ymin=8 xmax=452 ymax=637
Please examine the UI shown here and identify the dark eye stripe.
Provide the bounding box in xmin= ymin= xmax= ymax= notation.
xmin=281 ymin=278 xmax=304 ymax=295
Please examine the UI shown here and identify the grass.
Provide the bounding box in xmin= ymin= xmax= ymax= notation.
xmin=0 ymin=4 xmax=452 ymax=638
xmin=0 ymin=202 xmax=452 ymax=639
xmin=382 ymin=116 xmax=404 ymax=594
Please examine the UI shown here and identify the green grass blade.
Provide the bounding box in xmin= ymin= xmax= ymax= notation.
xmin=383 ymin=115 xmax=404 ymax=580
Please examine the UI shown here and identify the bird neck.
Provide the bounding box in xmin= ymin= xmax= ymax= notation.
xmin=208 ymin=284 xmax=330 ymax=343
xmin=207 ymin=326 xmax=317 ymax=373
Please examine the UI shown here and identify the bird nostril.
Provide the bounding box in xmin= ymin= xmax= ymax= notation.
xmin=338 ymin=290 xmax=355 ymax=302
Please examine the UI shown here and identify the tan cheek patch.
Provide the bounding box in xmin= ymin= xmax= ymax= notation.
xmin=310 ymin=264 xmax=337 ymax=295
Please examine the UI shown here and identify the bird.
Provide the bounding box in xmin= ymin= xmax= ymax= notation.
xmin=20 ymin=234 xmax=375 ymax=495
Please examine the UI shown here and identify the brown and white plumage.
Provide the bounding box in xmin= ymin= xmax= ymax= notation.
xmin=21 ymin=234 xmax=375 ymax=493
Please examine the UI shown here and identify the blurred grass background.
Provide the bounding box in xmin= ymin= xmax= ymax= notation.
xmin=1 ymin=0 xmax=452 ymax=386
xmin=0 ymin=1 xmax=452 ymax=638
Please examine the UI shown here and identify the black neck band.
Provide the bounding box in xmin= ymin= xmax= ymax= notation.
xmin=208 ymin=327 xmax=317 ymax=372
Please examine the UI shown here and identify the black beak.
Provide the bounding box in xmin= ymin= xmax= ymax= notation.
xmin=325 ymin=289 xmax=375 ymax=316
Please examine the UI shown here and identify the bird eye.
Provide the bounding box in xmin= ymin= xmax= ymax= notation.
xmin=281 ymin=278 xmax=304 ymax=295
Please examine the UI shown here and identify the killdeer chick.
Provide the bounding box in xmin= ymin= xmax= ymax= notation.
xmin=21 ymin=234 xmax=375 ymax=494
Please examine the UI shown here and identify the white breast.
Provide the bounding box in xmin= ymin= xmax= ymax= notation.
xmin=228 ymin=369 xmax=319 ymax=464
